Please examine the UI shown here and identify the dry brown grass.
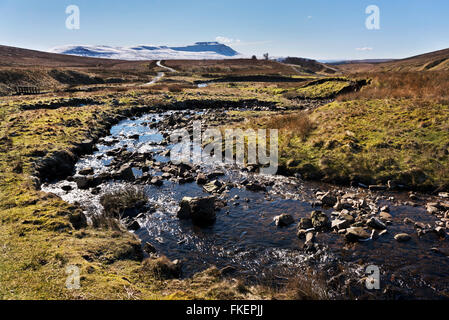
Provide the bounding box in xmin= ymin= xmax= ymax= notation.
xmin=339 ymin=71 xmax=449 ymax=103
xmin=140 ymin=256 xmax=181 ymax=280
xmin=260 ymin=268 xmax=330 ymax=300
xmin=91 ymin=187 xmax=147 ymax=230
xmin=99 ymin=187 xmax=146 ymax=218
xmin=259 ymin=112 xmax=314 ymax=141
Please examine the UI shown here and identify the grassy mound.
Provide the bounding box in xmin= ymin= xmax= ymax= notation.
xmin=257 ymin=99 xmax=449 ymax=190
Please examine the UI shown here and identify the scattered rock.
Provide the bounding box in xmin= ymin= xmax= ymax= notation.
xmin=203 ymin=180 xmax=223 ymax=193
xmin=345 ymin=227 xmax=370 ymax=242
xmin=177 ymin=196 xmax=216 ymax=226
xmin=339 ymin=212 xmax=355 ymax=224
xmin=126 ymin=219 xmax=140 ymax=231
xmin=274 ymin=214 xmax=294 ymax=227
xmin=409 ymin=193 xmax=418 ymax=201
xmin=61 ymin=184 xmax=73 ymax=192
xmin=370 ymin=229 xmax=379 ymax=240
xmin=143 ymin=242 xmax=157 ymax=254
xmin=115 ymin=164 xmax=135 ymax=181
xmin=394 ymin=233 xmax=411 ymax=242
xmin=69 ymin=210 xmax=87 ymax=229
xmin=150 ymin=177 xmax=163 ymax=186
xmin=298 ymin=217 xmax=313 ymax=230
xmin=434 ymin=227 xmax=446 ymax=238
xmin=311 ymin=210 xmax=330 ymax=231
xmin=297 ymin=229 xmax=307 ymax=239
xmin=426 ymin=203 xmax=441 ymax=214
xmin=387 ymin=180 xmax=397 ymax=190
xmin=369 ymin=185 xmax=387 ymax=191
xmin=220 ymin=265 xmax=237 ymax=276
xmin=73 ymin=175 xmax=101 ymax=189
xmin=305 ymin=232 xmax=315 ymax=245
xmin=318 ymin=192 xmax=337 ymax=207
xmin=367 ymin=217 xmax=387 ymax=230
xmin=379 ymin=211 xmax=393 ymax=221
xmin=333 ymin=199 xmax=343 ymax=211
xmin=79 ymin=167 xmax=94 ymax=176
xmin=196 ymin=173 xmax=208 ymax=185
xmin=245 ymin=182 xmax=267 ymax=192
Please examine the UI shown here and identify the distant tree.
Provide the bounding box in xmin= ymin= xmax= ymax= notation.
xmin=263 ymin=53 xmax=269 ymax=60
xmin=251 ymin=55 xmax=257 ymax=60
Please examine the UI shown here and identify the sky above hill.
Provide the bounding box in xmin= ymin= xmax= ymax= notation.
xmin=1 ymin=0 xmax=448 ymax=60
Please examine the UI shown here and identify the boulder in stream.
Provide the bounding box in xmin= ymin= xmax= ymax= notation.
xmin=394 ymin=233 xmax=412 ymax=242
xmin=274 ymin=214 xmax=294 ymax=227
xmin=367 ymin=217 xmax=387 ymax=230
xmin=345 ymin=227 xmax=370 ymax=242
xmin=203 ymin=180 xmax=223 ymax=193
xmin=114 ymin=164 xmax=135 ymax=181
xmin=311 ymin=210 xmax=330 ymax=231
xmin=177 ymin=196 xmax=216 ymax=226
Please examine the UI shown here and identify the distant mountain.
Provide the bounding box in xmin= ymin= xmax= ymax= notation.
xmin=50 ymin=42 xmax=243 ymax=60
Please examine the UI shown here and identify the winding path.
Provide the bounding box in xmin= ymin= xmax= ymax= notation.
xmin=145 ymin=60 xmax=177 ymax=85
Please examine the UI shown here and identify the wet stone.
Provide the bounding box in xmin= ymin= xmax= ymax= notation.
xmin=274 ymin=214 xmax=294 ymax=227
xmin=394 ymin=233 xmax=412 ymax=242
xmin=298 ymin=217 xmax=313 ymax=230
xmin=367 ymin=217 xmax=387 ymax=230
xmin=345 ymin=227 xmax=370 ymax=242
xmin=79 ymin=167 xmax=94 ymax=176
xmin=177 ymin=196 xmax=216 ymax=226
xmin=311 ymin=210 xmax=330 ymax=231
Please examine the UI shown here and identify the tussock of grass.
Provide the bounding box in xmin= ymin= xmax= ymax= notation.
xmin=140 ymin=256 xmax=181 ymax=280
xmin=251 ymin=111 xmax=314 ymax=142
xmin=278 ymin=271 xmax=330 ymax=300
xmin=99 ymin=187 xmax=146 ymax=219
xmin=93 ymin=187 xmax=147 ymax=230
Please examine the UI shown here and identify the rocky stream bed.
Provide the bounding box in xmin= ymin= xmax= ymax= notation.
xmin=40 ymin=108 xmax=449 ymax=299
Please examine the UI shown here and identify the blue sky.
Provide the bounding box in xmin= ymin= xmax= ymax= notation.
xmin=1 ymin=0 xmax=448 ymax=60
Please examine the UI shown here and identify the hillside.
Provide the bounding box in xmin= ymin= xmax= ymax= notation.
xmin=280 ymin=57 xmax=338 ymax=74
xmin=0 ymin=45 xmax=155 ymax=95
xmin=338 ymin=48 xmax=449 ymax=72
xmin=0 ymin=45 xmax=144 ymax=68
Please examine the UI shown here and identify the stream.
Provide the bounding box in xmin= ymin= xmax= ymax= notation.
xmin=41 ymin=108 xmax=449 ymax=299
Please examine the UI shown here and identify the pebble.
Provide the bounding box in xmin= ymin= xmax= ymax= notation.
xmin=394 ymin=233 xmax=411 ymax=242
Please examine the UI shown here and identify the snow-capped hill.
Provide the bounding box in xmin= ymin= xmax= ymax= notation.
xmin=50 ymin=42 xmax=242 ymax=60
xmin=170 ymin=42 xmax=238 ymax=56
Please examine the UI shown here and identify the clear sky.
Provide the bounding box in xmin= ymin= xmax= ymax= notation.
xmin=1 ymin=0 xmax=448 ymax=60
